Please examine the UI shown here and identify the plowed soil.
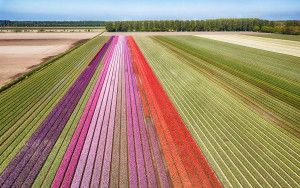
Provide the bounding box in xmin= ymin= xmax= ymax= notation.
xmin=0 ymin=33 xmax=99 ymax=86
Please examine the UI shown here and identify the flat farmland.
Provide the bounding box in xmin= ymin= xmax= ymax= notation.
xmin=0 ymin=33 xmax=299 ymax=188
xmin=0 ymin=33 xmax=100 ymax=86
xmin=135 ymin=35 xmax=300 ymax=187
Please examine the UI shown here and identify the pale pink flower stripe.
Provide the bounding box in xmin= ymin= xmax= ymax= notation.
xmin=146 ymin=119 xmax=171 ymax=187
xmin=125 ymin=38 xmax=139 ymax=188
xmin=98 ymin=38 xmax=122 ymax=188
xmin=126 ymin=36 xmax=155 ymax=187
xmin=50 ymin=36 xmax=173 ymax=188
xmin=82 ymin=38 xmax=120 ymax=187
xmin=51 ymin=36 xmax=118 ymax=188
xmin=130 ymin=51 xmax=157 ymax=187
xmin=71 ymin=37 xmax=119 ymax=188
xmin=127 ymin=36 xmax=170 ymax=187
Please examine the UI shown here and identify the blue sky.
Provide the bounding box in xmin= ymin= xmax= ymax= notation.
xmin=0 ymin=0 xmax=299 ymax=21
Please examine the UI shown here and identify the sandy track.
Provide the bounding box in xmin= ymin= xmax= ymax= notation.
xmin=0 ymin=33 xmax=100 ymax=86
xmin=195 ymin=34 xmax=300 ymax=57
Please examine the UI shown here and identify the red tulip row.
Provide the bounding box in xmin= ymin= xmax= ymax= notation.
xmin=0 ymin=35 xmax=221 ymax=187
xmin=128 ymin=36 xmax=222 ymax=187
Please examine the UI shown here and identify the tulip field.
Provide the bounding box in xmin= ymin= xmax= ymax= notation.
xmin=0 ymin=34 xmax=299 ymax=188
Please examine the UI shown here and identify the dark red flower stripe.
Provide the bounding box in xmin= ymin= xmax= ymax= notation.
xmin=0 ymin=36 xmax=113 ymax=188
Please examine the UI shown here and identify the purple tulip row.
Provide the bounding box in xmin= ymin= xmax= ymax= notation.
xmin=58 ymin=36 xmax=121 ymax=187
xmin=0 ymin=36 xmax=114 ymax=188
xmin=52 ymin=36 xmax=119 ymax=188
xmin=51 ymin=36 xmax=170 ymax=188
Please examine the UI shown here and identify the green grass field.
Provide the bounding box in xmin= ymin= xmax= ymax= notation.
xmin=135 ymin=36 xmax=300 ymax=187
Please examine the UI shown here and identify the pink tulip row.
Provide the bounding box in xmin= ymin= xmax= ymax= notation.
xmin=0 ymin=35 xmax=221 ymax=187
xmin=52 ymin=36 xmax=170 ymax=188
xmin=0 ymin=37 xmax=113 ymax=188
xmin=52 ymin=36 xmax=119 ymax=188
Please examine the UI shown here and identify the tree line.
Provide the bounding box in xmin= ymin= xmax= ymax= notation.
xmin=0 ymin=20 xmax=106 ymax=27
xmin=1 ymin=19 xmax=299 ymax=35
xmin=106 ymin=19 xmax=300 ymax=35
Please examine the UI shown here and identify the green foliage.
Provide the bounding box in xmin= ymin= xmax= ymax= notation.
xmin=106 ymin=18 xmax=300 ymax=35
xmin=261 ymin=26 xmax=276 ymax=33
xmin=0 ymin=20 xmax=106 ymax=27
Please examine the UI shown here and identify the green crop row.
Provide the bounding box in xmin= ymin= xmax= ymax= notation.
xmin=135 ymin=36 xmax=300 ymax=187
xmin=154 ymin=36 xmax=300 ymax=110
xmin=32 ymin=51 xmax=105 ymax=187
xmin=152 ymin=36 xmax=300 ymax=135
xmin=0 ymin=35 xmax=109 ymax=174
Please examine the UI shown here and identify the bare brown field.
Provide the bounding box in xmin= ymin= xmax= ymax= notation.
xmin=0 ymin=32 xmax=99 ymax=86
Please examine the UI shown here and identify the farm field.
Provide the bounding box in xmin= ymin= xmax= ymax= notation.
xmin=0 ymin=33 xmax=299 ymax=188
xmin=135 ymin=35 xmax=300 ymax=187
xmin=195 ymin=33 xmax=300 ymax=57
xmin=0 ymin=32 xmax=100 ymax=86
xmin=0 ymin=35 xmax=221 ymax=187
